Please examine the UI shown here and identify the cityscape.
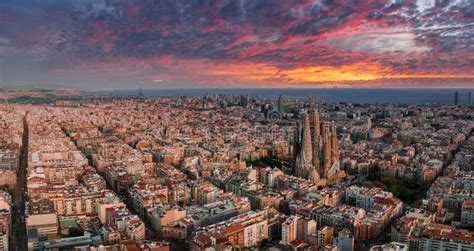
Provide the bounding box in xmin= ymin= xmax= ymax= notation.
xmin=0 ymin=91 xmax=472 ymax=250
xmin=1 ymin=0 xmax=474 ymax=251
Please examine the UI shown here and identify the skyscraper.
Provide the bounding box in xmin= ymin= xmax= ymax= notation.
xmin=277 ymin=95 xmax=285 ymax=114
xmin=294 ymin=110 xmax=342 ymax=184
xmin=240 ymin=95 xmax=249 ymax=107
xmin=468 ymin=92 xmax=472 ymax=106
xmin=454 ymin=91 xmax=459 ymax=105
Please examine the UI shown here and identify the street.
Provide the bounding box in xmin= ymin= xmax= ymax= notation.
xmin=10 ymin=113 xmax=28 ymax=251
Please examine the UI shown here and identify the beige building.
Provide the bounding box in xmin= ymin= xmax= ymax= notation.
xmin=151 ymin=204 xmax=186 ymax=237
xmin=317 ymin=226 xmax=334 ymax=247
xmin=281 ymin=215 xmax=299 ymax=245
xmin=26 ymin=213 xmax=58 ymax=239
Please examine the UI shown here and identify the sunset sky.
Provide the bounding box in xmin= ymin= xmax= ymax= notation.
xmin=1 ymin=0 xmax=473 ymax=89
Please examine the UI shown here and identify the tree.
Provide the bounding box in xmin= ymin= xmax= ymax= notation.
xmin=69 ymin=227 xmax=84 ymax=237
xmin=83 ymin=146 xmax=92 ymax=157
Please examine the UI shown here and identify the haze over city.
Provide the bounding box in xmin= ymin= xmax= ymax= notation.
xmin=1 ymin=0 xmax=474 ymax=89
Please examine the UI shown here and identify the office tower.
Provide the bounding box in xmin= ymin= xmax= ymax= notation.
xmin=454 ymin=91 xmax=459 ymax=105
xmin=277 ymin=95 xmax=285 ymax=114
xmin=468 ymin=92 xmax=472 ymax=106
xmin=240 ymin=95 xmax=249 ymax=107
xmin=138 ymin=88 xmax=144 ymax=98
xmin=220 ymin=100 xmax=228 ymax=110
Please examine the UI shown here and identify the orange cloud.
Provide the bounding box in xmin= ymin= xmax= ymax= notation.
xmin=281 ymin=62 xmax=383 ymax=82
xmin=389 ymin=74 xmax=474 ymax=79
xmin=204 ymin=61 xmax=474 ymax=84
xmin=202 ymin=62 xmax=385 ymax=83
xmin=205 ymin=63 xmax=278 ymax=81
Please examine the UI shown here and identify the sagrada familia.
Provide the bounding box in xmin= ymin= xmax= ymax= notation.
xmin=293 ymin=109 xmax=345 ymax=185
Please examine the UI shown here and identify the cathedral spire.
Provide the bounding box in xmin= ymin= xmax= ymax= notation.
xmin=309 ymin=111 xmax=321 ymax=174
xmin=322 ymin=123 xmax=332 ymax=179
xmin=301 ymin=114 xmax=313 ymax=163
xmin=331 ymin=122 xmax=339 ymax=163
xmin=294 ymin=112 xmax=342 ymax=185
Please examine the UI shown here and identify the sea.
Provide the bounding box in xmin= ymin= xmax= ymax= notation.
xmin=107 ymin=88 xmax=474 ymax=105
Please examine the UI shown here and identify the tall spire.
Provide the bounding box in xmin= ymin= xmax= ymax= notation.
xmin=294 ymin=112 xmax=342 ymax=185
xmin=307 ymin=96 xmax=314 ymax=111
xmin=295 ymin=114 xmax=313 ymax=179
xmin=301 ymin=114 xmax=313 ymax=163
xmin=322 ymin=123 xmax=332 ymax=179
xmin=331 ymin=122 xmax=339 ymax=163
xmin=293 ymin=121 xmax=301 ymax=163
xmin=309 ymin=111 xmax=321 ymax=173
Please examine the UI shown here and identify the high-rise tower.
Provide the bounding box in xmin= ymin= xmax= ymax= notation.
xmin=454 ymin=91 xmax=459 ymax=105
xmin=277 ymin=95 xmax=285 ymax=114
xmin=240 ymin=95 xmax=249 ymax=107
xmin=468 ymin=92 xmax=472 ymax=106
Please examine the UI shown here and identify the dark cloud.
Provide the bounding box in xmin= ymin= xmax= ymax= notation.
xmin=0 ymin=0 xmax=473 ymax=88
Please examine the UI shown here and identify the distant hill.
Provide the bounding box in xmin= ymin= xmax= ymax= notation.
xmin=0 ymin=83 xmax=80 ymax=91
xmin=0 ymin=83 xmax=80 ymax=102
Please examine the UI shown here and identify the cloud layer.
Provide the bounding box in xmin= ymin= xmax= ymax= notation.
xmin=1 ymin=0 xmax=473 ymax=89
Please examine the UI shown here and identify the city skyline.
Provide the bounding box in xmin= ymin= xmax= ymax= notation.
xmin=1 ymin=95 xmax=473 ymax=250
xmin=1 ymin=0 xmax=474 ymax=89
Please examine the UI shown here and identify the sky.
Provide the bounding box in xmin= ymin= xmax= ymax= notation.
xmin=1 ymin=0 xmax=473 ymax=90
